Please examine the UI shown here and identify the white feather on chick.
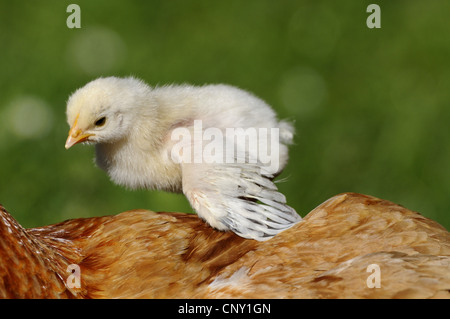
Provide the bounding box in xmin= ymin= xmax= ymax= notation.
xmin=65 ymin=76 xmax=301 ymax=240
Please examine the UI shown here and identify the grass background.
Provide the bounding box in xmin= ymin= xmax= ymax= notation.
xmin=0 ymin=0 xmax=448 ymax=230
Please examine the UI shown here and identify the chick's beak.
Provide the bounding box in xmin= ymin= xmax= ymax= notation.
xmin=65 ymin=129 xmax=94 ymax=149
xmin=65 ymin=115 xmax=94 ymax=149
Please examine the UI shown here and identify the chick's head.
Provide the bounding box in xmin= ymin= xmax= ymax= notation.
xmin=65 ymin=76 xmax=151 ymax=149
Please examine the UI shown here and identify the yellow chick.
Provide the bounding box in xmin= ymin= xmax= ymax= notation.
xmin=65 ymin=77 xmax=301 ymax=240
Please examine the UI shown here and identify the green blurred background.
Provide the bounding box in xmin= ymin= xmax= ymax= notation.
xmin=0 ymin=0 xmax=448 ymax=230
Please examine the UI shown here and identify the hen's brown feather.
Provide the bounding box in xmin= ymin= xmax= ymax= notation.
xmin=1 ymin=193 xmax=449 ymax=298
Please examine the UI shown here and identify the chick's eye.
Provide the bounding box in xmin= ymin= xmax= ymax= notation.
xmin=95 ymin=117 xmax=106 ymax=127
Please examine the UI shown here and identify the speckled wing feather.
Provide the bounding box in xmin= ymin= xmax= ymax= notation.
xmin=182 ymin=161 xmax=301 ymax=240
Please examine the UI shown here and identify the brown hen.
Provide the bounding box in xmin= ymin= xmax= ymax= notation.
xmin=0 ymin=193 xmax=449 ymax=298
